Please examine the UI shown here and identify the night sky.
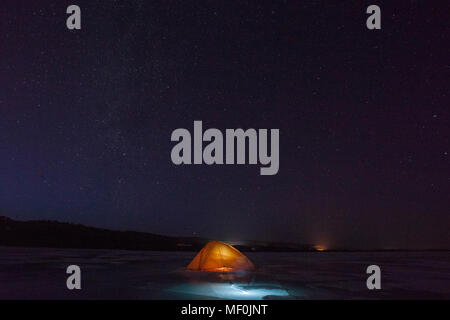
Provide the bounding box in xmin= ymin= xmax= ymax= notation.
xmin=1 ymin=1 xmax=449 ymax=249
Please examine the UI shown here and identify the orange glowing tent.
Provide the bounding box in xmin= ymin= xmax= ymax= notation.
xmin=187 ymin=241 xmax=255 ymax=272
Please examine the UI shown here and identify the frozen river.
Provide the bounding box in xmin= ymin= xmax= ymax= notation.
xmin=0 ymin=247 xmax=449 ymax=299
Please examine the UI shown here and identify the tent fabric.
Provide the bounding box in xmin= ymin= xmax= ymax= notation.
xmin=187 ymin=240 xmax=255 ymax=272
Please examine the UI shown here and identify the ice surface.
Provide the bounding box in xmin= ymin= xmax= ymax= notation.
xmin=0 ymin=247 xmax=449 ymax=299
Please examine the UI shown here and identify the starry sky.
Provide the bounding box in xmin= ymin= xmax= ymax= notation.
xmin=1 ymin=1 xmax=449 ymax=249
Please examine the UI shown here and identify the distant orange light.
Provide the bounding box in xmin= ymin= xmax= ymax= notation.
xmin=314 ymin=245 xmax=326 ymax=251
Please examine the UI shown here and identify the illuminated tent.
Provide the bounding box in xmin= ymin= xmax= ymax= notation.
xmin=187 ymin=241 xmax=255 ymax=272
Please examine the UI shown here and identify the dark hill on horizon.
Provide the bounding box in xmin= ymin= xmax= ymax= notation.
xmin=0 ymin=216 xmax=313 ymax=252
